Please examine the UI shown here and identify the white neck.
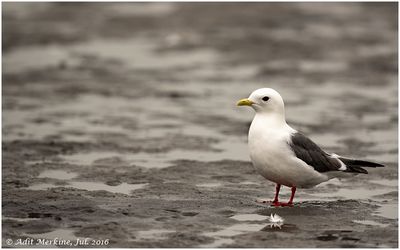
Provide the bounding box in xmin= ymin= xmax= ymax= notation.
xmin=253 ymin=111 xmax=287 ymax=129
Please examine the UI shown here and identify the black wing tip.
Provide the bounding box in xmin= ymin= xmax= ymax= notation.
xmin=339 ymin=158 xmax=385 ymax=168
xmin=373 ymin=163 xmax=385 ymax=168
xmin=357 ymin=161 xmax=385 ymax=168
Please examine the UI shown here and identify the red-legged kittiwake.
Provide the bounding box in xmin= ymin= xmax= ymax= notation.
xmin=237 ymin=88 xmax=384 ymax=207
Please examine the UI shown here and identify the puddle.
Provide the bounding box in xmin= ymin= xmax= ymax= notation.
xmin=238 ymin=181 xmax=260 ymax=185
xmin=27 ymin=181 xmax=147 ymax=195
xmin=26 ymin=228 xmax=78 ymax=241
xmin=353 ymin=220 xmax=389 ymax=227
xmin=133 ymin=229 xmax=175 ymax=241
xmin=61 ymin=152 xmax=131 ymax=166
xmin=196 ymin=183 xmax=223 ymax=188
xmin=369 ymin=179 xmax=398 ymax=187
xmin=201 ymin=218 xmax=289 ymax=247
xmin=29 ymin=183 xmax=59 ymax=191
xmin=38 ymin=170 xmax=78 ymax=180
xmin=59 ymin=137 xmax=249 ymax=169
xmin=230 ymin=214 xmax=269 ymax=222
xmin=108 ymin=3 xmax=175 ymax=17
xmin=373 ymin=203 xmax=398 ymax=220
xmin=311 ymin=181 xmax=397 ymax=220
xmin=67 ymin=182 xmax=147 ymax=195
xmin=204 ymin=223 xmax=265 ymax=237
xmin=60 ymin=151 xmax=174 ymax=168
xmin=59 ymin=139 xmax=248 ymax=169
xmin=3 ymin=217 xmax=41 ymax=222
xmin=199 ymin=238 xmax=234 ymax=248
xmin=311 ymin=187 xmax=395 ymax=200
xmin=3 ymin=95 xmax=136 ymax=142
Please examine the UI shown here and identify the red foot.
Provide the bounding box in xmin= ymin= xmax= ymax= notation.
xmin=271 ymin=201 xmax=294 ymax=207
xmin=256 ymin=185 xmax=296 ymax=208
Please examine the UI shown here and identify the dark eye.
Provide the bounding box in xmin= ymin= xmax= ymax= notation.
xmin=262 ymin=96 xmax=270 ymax=102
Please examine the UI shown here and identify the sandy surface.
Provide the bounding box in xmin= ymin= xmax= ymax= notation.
xmin=2 ymin=2 xmax=398 ymax=248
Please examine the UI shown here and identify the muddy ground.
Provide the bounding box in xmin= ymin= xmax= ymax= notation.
xmin=2 ymin=2 xmax=398 ymax=248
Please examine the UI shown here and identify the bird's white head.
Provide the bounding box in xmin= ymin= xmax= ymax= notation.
xmin=237 ymin=88 xmax=285 ymax=116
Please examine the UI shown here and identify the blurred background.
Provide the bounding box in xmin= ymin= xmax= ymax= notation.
xmin=2 ymin=2 xmax=398 ymax=248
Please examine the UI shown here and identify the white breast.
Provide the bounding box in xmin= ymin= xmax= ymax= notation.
xmin=248 ymin=115 xmax=328 ymax=188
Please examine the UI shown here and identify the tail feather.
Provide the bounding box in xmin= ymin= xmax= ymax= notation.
xmin=339 ymin=157 xmax=384 ymax=174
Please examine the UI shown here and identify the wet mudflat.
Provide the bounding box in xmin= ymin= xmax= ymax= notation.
xmin=2 ymin=2 xmax=398 ymax=248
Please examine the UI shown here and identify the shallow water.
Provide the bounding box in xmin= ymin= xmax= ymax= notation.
xmin=68 ymin=182 xmax=147 ymax=195
xmin=311 ymin=187 xmax=395 ymax=200
xmin=230 ymin=214 xmax=269 ymax=221
xmin=369 ymin=179 xmax=398 ymax=187
xmin=28 ymin=183 xmax=60 ymax=191
xmin=373 ymin=203 xmax=398 ymax=220
xmin=238 ymin=181 xmax=261 ymax=186
xmin=59 ymin=137 xmax=248 ymax=169
xmin=196 ymin=183 xmax=223 ymax=188
xmin=38 ymin=170 xmax=78 ymax=180
xmin=3 ymin=217 xmax=41 ymax=222
xmin=26 ymin=228 xmax=78 ymax=241
xmin=201 ymin=219 xmax=286 ymax=247
xmin=198 ymin=238 xmax=235 ymax=248
xmin=133 ymin=229 xmax=175 ymax=241
xmin=27 ymin=178 xmax=147 ymax=195
xmin=204 ymin=223 xmax=266 ymax=237
xmin=256 ymin=177 xmax=398 ymax=221
xmin=353 ymin=220 xmax=389 ymax=228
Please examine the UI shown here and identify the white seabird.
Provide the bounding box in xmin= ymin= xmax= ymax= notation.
xmin=237 ymin=88 xmax=384 ymax=207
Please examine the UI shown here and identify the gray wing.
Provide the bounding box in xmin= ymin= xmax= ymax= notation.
xmin=288 ymin=132 xmax=341 ymax=173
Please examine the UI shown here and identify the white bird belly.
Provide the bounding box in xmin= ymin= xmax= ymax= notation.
xmin=248 ymin=121 xmax=328 ymax=188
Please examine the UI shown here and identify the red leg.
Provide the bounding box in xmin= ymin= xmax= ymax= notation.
xmin=274 ymin=186 xmax=296 ymax=207
xmin=271 ymin=184 xmax=281 ymax=206
xmin=288 ymin=187 xmax=296 ymax=204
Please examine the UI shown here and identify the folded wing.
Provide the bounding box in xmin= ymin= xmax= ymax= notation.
xmin=288 ymin=132 xmax=384 ymax=174
xmin=288 ymin=132 xmax=342 ymax=173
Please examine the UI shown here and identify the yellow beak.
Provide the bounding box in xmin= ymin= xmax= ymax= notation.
xmin=237 ymin=98 xmax=254 ymax=106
